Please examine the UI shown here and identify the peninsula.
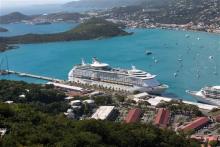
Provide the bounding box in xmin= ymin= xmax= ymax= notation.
xmin=0 ymin=18 xmax=131 ymax=52
xmin=0 ymin=27 xmax=8 ymax=32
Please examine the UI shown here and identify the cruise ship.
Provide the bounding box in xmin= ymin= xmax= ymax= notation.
xmin=186 ymin=86 xmax=220 ymax=106
xmin=68 ymin=58 xmax=168 ymax=94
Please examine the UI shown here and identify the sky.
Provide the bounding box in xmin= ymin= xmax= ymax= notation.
xmin=1 ymin=0 xmax=78 ymax=8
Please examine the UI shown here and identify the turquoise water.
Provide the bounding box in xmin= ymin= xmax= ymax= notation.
xmin=0 ymin=24 xmax=220 ymax=101
xmin=0 ymin=22 xmax=77 ymax=36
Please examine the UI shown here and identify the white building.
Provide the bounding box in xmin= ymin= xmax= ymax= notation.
xmin=47 ymin=82 xmax=84 ymax=92
xmin=91 ymin=106 xmax=115 ymax=120
xmin=134 ymin=92 xmax=149 ymax=99
xmin=69 ymin=100 xmax=82 ymax=106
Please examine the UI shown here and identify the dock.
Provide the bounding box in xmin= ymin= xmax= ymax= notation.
xmin=147 ymin=96 xmax=218 ymax=110
xmin=4 ymin=70 xmax=64 ymax=83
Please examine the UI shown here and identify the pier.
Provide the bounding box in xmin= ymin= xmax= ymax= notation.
xmin=3 ymin=70 xmax=64 ymax=83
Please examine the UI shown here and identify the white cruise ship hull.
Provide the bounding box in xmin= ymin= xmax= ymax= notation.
xmin=69 ymin=77 xmax=167 ymax=95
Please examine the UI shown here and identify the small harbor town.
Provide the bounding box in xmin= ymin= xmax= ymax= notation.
xmin=0 ymin=0 xmax=220 ymax=146
xmin=1 ymin=58 xmax=220 ymax=146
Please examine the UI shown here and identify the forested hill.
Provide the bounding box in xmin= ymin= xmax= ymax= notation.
xmin=0 ymin=18 xmax=131 ymax=51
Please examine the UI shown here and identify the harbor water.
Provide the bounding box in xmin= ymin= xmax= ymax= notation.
xmin=0 ymin=23 xmax=220 ymax=101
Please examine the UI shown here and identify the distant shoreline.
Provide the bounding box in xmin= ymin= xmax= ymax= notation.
xmin=125 ymin=23 xmax=220 ymax=35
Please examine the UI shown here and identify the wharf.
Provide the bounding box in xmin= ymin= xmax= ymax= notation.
xmin=4 ymin=70 xmax=64 ymax=83
xmin=147 ymin=96 xmax=218 ymax=110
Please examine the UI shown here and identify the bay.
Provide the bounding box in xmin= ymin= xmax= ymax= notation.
xmin=0 ymin=23 xmax=220 ymax=101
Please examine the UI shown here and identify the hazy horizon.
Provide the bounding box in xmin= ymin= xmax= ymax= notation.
xmin=1 ymin=0 xmax=79 ymax=8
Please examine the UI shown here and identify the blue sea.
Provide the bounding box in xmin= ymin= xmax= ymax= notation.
xmin=0 ymin=23 xmax=220 ymax=101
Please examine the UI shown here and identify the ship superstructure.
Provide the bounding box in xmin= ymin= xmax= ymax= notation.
xmin=68 ymin=58 xmax=168 ymax=94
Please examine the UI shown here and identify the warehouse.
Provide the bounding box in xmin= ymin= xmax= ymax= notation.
xmin=180 ymin=117 xmax=210 ymax=132
xmin=154 ymin=108 xmax=170 ymax=128
xmin=91 ymin=106 xmax=115 ymax=120
xmin=124 ymin=108 xmax=142 ymax=123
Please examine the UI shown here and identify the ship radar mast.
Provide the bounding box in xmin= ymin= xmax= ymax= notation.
xmin=131 ymin=65 xmax=137 ymax=71
xmin=92 ymin=57 xmax=99 ymax=64
xmin=81 ymin=58 xmax=86 ymax=66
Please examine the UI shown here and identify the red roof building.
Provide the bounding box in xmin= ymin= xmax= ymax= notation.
xmin=124 ymin=108 xmax=142 ymax=123
xmin=215 ymin=115 xmax=220 ymax=123
xmin=154 ymin=108 xmax=170 ymax=128
xmin=181 ymin=117 xmax=209 ymax=132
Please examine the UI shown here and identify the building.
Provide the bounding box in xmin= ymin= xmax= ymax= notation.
xmin=0 ymin=128 xmax=7 ymax=138
xmin=69 ymin=100 xmax=82 ymax=106
xmin=215 ymin=115 xmax=220 ymax=123
xmin=191 ymin=135 xmax=219 ymax=147
xmin=91 ymin=106 xmax=115 ymax=120
xmin=134 ymin=92 xmax=149 ymax=99
xmin=180 ymin=117 xmax=210 ymax=132
xmin=47 ymin=82 xmax=84 ymax=92
xmin=124 ymin=108 xmax=142 ymax=123
xmin=154 ymin=108 xmax=170 ymax=128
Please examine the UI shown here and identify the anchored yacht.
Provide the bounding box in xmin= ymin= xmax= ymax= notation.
xmin=186 ymin=86 xmax=220 ymax=106
xmin=68 ymin=58 xmax=168 ymax=94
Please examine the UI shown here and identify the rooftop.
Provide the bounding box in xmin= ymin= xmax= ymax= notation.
xmin=181 ymin=117 xmax=209 ymax=132
xmin=154 ymin=108 xmax=170 ymax=128
xmin=91 ymin=106 xmax=115 ymax=120
xmin=134 ymin=92 xmax=149 ymax=99
xmin=124 ymin=108 xmax=142 ymax=123
xmin=47 ymin=82 xmax=84 ymax=92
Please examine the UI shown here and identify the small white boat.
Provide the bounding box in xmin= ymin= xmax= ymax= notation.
xmin=145 ymin=50 xmax=153 ymax=55
xmin=209 ymin=56 xmax=214 ymax=60
xmin=185 ymin=34 xmax=190 ymax=38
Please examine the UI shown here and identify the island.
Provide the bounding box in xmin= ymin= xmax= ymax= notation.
xmin=0 ymin=12 xmax=87 ymax=24
xmin=0 ymin=12 xmax=32 ymax=24
xmin=0 ymin=18 xmax=131 ymax=52
xmin=0 ymin=27 xmax=8 ymax=32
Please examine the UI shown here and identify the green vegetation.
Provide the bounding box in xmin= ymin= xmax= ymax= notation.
xmin=0 ymin=80 xmax=200 ymax=146
xmin=0 ymin=80 xmax=68 ymax=114
xmin=0 ymin=18 xmax=131 ymax=52
xmin=157 ymin=100 xmax=202 ymax=116
xmin=0 ymin=27 xmax=8 ymax=32
xmin=0 ymin=12 xmax=31 ymax=24
xmin=0 ymin=102 xmax=199 ymax=147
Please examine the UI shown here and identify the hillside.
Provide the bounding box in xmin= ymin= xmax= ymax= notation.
xmin=0 ymin=27 xmax=8 ymax=32
xmin=101 ymin=0 xmax=220 ymax=31
xmin=0 ymin=12 xmax=32 ymax=24
xmin=0 ymin=12 xmax=87 ymax=24
xmin=0 ymin=18 xmax=131 ymax=51
xmin=64 ymin=0 xmax=145 ymax=8
xmin=0 ymin=80 xmax=199 ymax=147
